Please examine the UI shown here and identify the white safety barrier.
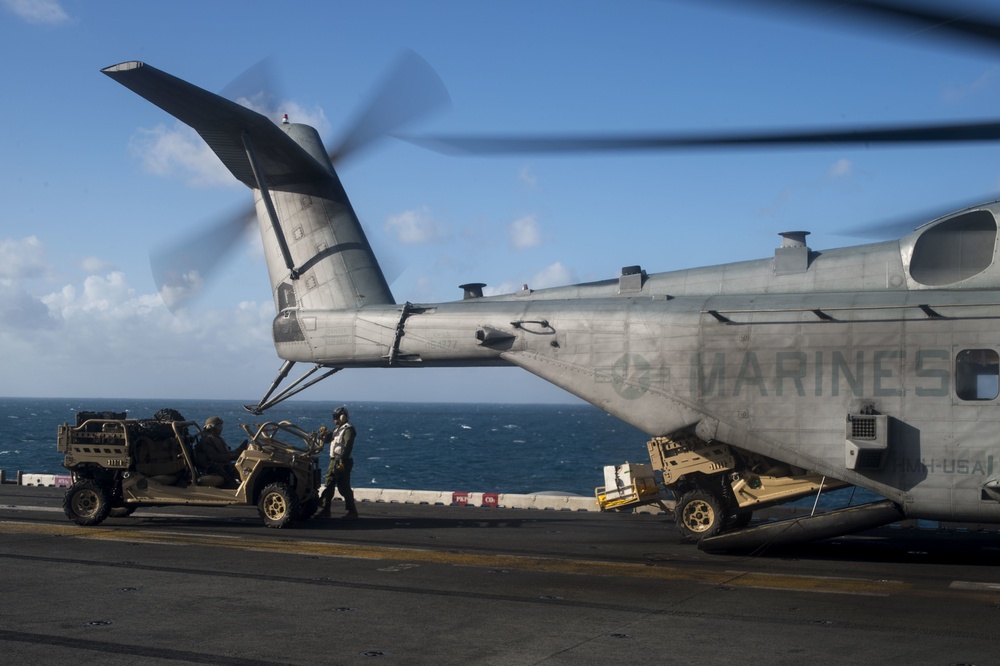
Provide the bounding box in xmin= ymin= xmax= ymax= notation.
xmin=14 ymin=473 xmax=73 ymax=488
xmin=353 ymin=488 xmax=602 ymax=512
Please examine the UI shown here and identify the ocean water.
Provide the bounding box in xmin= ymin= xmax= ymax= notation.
xmin=0 ymin=398 xmax=650 ymax=496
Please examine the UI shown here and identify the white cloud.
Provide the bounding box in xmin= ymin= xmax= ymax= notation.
xmin=509 ymin=215 xmax=542 ymax=250
xmin=130 ymin=123 xmax=238 ymax=188
xmin=273 ymin=102 xmax=330 ymax=135
xmin=236 ymin=94 xmax=331 ymax=136
xmin=42 ymin=272 xmax=158 ymax=319
xmin=530 ymin=262 xmax=574 ymax=288
xmin=0 ymin=236 xmax=46 ymax=279
xmin=153 ymin=268 xmax=209 ymax=312
xmin=126 ymin=93 xmax=331 ymax=190
xmin=518 ymin=165 xmax=538 ymax=189
xmin=0 ymin=238 xmax=581 ymax=403
xmin=385 ymin=206 xmax=440 ymax=244
xmin=484 ymin=262 xmax=575 ymax=296
xmin=124 ymin=85 xmax=331 ymax=189
xmin=828 ymin=158 xmax=852 ymax=179
xmin=19 ymin=269 xmax=274 ymax=385
xmin=0 ymin=280 xmax=53 ymax=330
xmin=81 ymin=256 xmax=113 ymax=274
xmin=2 ymin=0 xmax=69 ymax=24
xmin=758 ymin=159 xmax=859 ymax=217
xmin=0 ymin=236 xmax=273 ymax=395
xmin=944 ymin=67 xmax=1000 ymax=103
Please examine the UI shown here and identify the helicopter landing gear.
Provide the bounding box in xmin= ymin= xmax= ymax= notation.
xmin=244 ymin=361 xmax=342 ymax=414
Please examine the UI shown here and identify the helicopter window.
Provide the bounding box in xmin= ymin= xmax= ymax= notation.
xmin=909 ymin=210 xmax=997 ymax=286
xmin=955 ymin=349 xmax=999 ymax=401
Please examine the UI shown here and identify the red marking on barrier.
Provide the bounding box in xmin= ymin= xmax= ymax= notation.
xmin=451 ymin=492 xmax=469 ymax=506
xmin=54 ymin=475 xmax=72 ymax=488
xmin=481 ymin=492 xmax=499 ymax=508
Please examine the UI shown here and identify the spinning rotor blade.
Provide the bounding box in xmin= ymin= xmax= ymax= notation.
xmin=404 ymin=118 xmax=1000 ymax=156
xmin=151 ymin=52 xmax=448 ymax=311
xmin=405 ymin=1 xmax=1000 ymax=157
xmin=328 ymin=49 xmax=451 ymax=165
xmin=151 ymin=206 xmax=256 ymax=312
xmin=219 ymin=57 xmax=284 ymax=119
xmin=712 ymin=0 xmax=1000 ymax=54
xmin=837 ymin=195 xmax=1000 ymax=239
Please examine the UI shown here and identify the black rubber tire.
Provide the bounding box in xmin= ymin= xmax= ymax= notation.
xmin=675 ymin=488 xmax=725 ymax=542
xmin=258 ymin=482 xmax=299 ymax=528
xmin=297 ymin=497 xmax=319 ymax=521
xmin=109 ymin=506 xmax=137 ymax=518
xmin=63 ymin=479 xmax=111 ymax=526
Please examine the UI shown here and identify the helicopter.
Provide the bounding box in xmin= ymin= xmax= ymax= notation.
xmin=101 ymin=1 xmax=1000 ymax=548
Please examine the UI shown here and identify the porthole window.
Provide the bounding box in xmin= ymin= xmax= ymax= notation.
xmin=955 ymin=349 xmax=999 ymax=401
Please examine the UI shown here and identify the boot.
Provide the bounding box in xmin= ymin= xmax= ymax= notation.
xmin=342 ymin=510 xmax=359 ymax=521
xmin=316 ymin=507 xmax=331 ymax=519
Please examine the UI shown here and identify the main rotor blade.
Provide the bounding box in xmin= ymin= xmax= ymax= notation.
xmin=404 ymin=118 xmax=1000 ymax=156
xmin=706 ymin=0 xmax=1000 ymax=54
xmin=328 ymin=49 xmax=451 ymax=165
xmin=837 ymin=195 xmax=1000 ymax=239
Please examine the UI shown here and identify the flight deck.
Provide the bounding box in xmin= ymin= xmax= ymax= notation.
xmin=0 ymin=483 xmax=998 ymax=665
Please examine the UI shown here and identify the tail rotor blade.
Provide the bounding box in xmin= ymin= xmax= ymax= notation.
xmin=151 ymin=205 xmax=256 ymax=312
xmin=148 ymin=52 xmax=448 ymax=312
xmin=328 ymin=49 xmax=451 ymax=165
xmin=220 ymin=56 xmax=283 ymax=117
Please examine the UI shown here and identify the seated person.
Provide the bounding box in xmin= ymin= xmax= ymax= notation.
xmin=194 ymin=417 xmax=245 ymax=485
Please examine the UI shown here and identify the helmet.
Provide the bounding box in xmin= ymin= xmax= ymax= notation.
xmin=205 ymin=416 xmax=223 ymax=429
xmin=332 ymin=406 xmax=348 ymax=419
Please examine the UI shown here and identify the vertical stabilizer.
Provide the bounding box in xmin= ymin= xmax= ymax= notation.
xmin=101 ymin=61 xmax=394 ymax=314
xmin=260 ymin=122 xmax=394 ymax=312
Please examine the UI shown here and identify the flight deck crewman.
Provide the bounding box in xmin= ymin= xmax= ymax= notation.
xmin=317 ymin=406 xmax=358 ymax=520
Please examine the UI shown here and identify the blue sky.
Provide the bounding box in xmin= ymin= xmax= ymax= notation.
xmin=3 ymin=0 xmax=1000 ymax=404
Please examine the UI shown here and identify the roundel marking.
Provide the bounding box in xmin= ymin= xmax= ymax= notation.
xmin=611 ymin=353 xmax=652 ymax=400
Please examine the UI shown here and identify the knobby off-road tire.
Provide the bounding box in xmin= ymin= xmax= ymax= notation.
xmin=63 ymin=479 xmax=111 ymax=526
xmin=675 ymin=488 xmax=725 ymax=542
xmin=258 ymin=482 xmax=299 ymax=528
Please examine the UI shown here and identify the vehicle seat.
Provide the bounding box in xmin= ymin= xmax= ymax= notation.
xmin=197 ymin=474 xmax=226 ymax=488
xmin=133 ymin=436 xmax=186 ymax=484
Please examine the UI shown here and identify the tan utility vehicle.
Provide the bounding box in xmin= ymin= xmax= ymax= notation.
xmin=648 ymin=433 xmax=847 ymax=541
xmin=597 ymin=432 xmax=847 ymax=541
xmin=58 ymin=410 xmax=324 ymax=528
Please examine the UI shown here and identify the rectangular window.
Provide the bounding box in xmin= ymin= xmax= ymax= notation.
xmin=956 ymin=349 xmax=999 ymax=400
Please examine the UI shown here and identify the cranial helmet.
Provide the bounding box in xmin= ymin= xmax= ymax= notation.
xmin=205 ymin=416 xmax=223 ymax=429
xmin=333 ymin=406 xmax=348 ymax=419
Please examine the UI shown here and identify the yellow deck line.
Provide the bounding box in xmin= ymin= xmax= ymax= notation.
xmin=0 ymin=520 xmax=905 ymax=596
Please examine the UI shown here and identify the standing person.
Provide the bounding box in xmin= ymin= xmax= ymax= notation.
xmin=317 ymin=406 xmax=358 ymax=520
